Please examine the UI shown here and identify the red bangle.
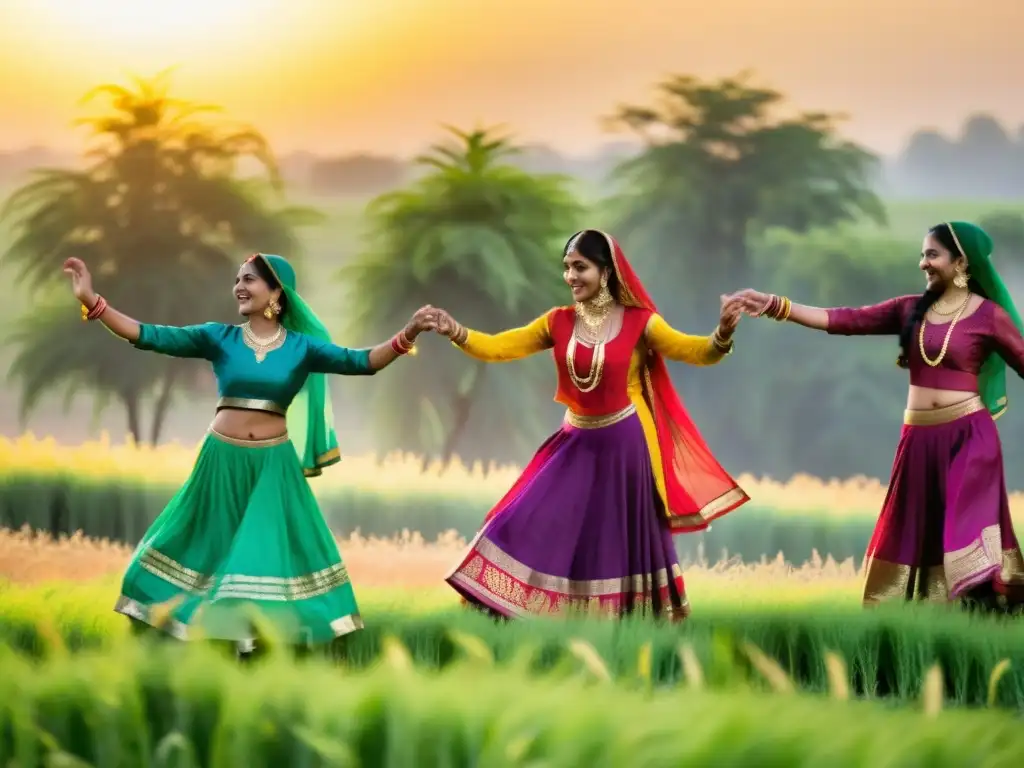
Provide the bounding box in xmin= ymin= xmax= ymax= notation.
xmin=82 ymin=295 xmax=107 ymax=321
xmin=391 ymin=332 xmax=414 ymax=355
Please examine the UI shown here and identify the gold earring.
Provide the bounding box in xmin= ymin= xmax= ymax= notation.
xmin=263 ymin=305 xmax=274 ymax=320
xmin=953 ymin=267 xmax=969 ymax=289
xmin=593 ymin=272 xmax=614 ymax=308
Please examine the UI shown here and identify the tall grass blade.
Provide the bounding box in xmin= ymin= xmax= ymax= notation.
xmin=741 ymin=641 xmax=795 ymax=694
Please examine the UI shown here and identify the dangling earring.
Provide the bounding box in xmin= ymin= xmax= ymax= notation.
xmin=953 ymin=266 xmax=969 ymax=289
xmin=263 ymin=305 xmax=274 ymax=320
xmin=592 ymin=272 xmax=613 ymax=308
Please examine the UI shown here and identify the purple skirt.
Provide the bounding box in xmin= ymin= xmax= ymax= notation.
xmin=863 ymin=396 xmax=1024 ymax=605
xmin=445 ymin=408 xmax=688 ymax=620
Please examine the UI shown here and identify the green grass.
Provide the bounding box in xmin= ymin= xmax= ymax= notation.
xmin=3 ymin=578 xmax=1024 ymax=713
xmin=3 ymin=641 xmax=1022 ymax=767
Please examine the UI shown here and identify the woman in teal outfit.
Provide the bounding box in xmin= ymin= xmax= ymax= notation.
xmin=63 ymin=253 xmax=436 ymax=651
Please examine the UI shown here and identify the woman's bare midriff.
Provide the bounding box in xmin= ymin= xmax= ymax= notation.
xmin=906 ymin=386 xmax=978 ymax=412
xmin=210 ymin=408 xmax=287 ymax=441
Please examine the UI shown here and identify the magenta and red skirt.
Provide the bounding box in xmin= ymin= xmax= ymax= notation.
xmin=863 ymin=396 xmax=1024 ymax=605
xmin=445 ymin=405 xmax=689 ymax=620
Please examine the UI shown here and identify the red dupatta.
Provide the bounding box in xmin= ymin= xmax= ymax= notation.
xmin=600 ymin=231 xmax=749 ymax=532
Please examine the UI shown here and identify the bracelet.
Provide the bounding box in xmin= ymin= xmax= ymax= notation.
xmin=391 ymin=329 xmax=419 ymax=357
xmin=450 ymin=323 xmax=469 ymax=346
xmin=711 ymin=326 xmax=734 ymax=354
xmin=757 ymin=294 xmax=791 ymax=322
xmin=81 ymin=295 xmax=108 ymax=322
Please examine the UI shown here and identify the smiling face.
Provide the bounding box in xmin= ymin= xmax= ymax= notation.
xmin=563 ymin=249 xmax=608 ymax=302
xmin=919 ymin=232 xmax=963 ymax=291
xmin=233 ymin=261 xmax=279 ymax=317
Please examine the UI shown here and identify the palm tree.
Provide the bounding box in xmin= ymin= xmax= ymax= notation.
xmin=2 ymin=72 xmax=322 ymax=444
xmin=606 ymin=71 xmax=886 ymax=322
xmin=342 ymin=126 xmax=583 ymax=467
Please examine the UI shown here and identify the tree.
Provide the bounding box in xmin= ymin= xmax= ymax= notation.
xmin=606 ymin=71 xmax=885 ymax=321
xmin=342 ymin=126 xmax=583 ymax=467
xmin=2 ymin=72 xmax=322 ymax=444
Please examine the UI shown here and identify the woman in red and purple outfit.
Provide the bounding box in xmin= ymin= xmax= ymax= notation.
xmin=735 ymin=221 xmax=1024 ymax=608
xmin=434 ymin=229 xmax=750 ymax=620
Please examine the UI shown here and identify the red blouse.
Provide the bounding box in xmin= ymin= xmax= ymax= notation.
xmin=826 ymin=296 xmax=1024 ymax=392
xmin=549 ymin=306 xmax=650 ymax=416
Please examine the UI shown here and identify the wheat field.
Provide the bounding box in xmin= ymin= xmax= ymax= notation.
xmin=2 ymin=431 xmax=1009 ymax=516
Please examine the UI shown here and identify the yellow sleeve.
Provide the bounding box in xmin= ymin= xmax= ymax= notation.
xmin=644 ymin=313 xmax=730 ymax=366
xmin=454 ymin=311 xmax=554 ymax=362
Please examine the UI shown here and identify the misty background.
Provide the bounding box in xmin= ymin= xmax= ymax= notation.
xmin=3 ymin=77 xmax=1024 ymax=487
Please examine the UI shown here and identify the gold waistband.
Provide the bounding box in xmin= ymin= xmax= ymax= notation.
xmin=903 ymin=396 xmax=986 ymax=427
xmin=216 ymin=397 xmax=287 ymax=417
xmin=564 ymin=404 xmax=637 ymax=430
xmin=208 ymin=428 xmax=290 ymax=448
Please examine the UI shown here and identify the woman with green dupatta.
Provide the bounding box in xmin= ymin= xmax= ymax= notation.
xmin=63 ymin=253 xmax=437 ymax=651
xmin=734 ymin=222 xmax=1024 ymax=610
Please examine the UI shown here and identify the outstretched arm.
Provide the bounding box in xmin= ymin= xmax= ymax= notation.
xmin=439 ymin=310 xmax=554 ymax=362
xmin=991 ymin=305 xmax=1024 ymax=379
xmin=734 ymin=289 xmax=907 ymax=335
xmin=66 ymin=257 xmax=222 ymax=358
xmin=308 ymin=305 xmax=440 ymax=374
xmin=644 ymin=295 xmax=741 ymax=365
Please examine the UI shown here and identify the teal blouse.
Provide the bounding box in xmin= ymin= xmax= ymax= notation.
xmin=133 ymin=323 xmax=375 ymax=416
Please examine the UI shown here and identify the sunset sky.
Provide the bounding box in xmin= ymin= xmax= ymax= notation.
xmin=0 ymin=0 xmax=1020 ymax=158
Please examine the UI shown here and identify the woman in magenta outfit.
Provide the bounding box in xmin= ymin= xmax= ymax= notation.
xmin=735 ymin=222 xmax=1024 ymax=608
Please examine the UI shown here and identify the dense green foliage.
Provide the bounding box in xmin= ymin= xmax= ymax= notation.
xmin=3 ymin=639 xmax=1022 ymax=767
xmin=4 ymin=579 xmax=1024 ymax=713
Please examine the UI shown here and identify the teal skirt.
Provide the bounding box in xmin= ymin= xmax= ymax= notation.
xmin=114 ymin=429 xmax=361 ymax=648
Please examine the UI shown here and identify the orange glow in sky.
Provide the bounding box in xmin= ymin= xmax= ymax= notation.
xmin=0 ymin=0 xmax=1021 ymax=157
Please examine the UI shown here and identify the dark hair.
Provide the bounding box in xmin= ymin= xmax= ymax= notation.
xmin=249 ymin=255 xmax=289 ymax=317
xmin=896 ymin=223 xmax=984 ymax=367
xmin=563 ymin=230 xmax=620 ymax=299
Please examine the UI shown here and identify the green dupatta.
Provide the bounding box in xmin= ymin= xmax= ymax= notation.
xmin=945 ymin=221 xmax=1024 ymax=420
xmin=253 ymin=253 xmax=341 ymax=477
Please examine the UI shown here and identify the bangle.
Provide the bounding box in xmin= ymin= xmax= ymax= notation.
xmin=775 ymin=296 xmax=792 ymax=322
xmin=450 ymin=323 xmax=469 ymax=346
xmin=81 ymin=295 xmax=108 ymax=322
xmin=711 ymin=326 xmax=734 ymax=354
xmin=756 ymin=294 xmax=791 ymax=321
xmin=391 ymin=329 xmax=418 ymax=357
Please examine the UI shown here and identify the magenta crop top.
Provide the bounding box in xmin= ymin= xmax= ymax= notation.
xmin=825 ymin=295 xmax=1024 ymax=393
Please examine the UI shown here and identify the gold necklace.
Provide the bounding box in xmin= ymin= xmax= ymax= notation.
xmin=929 ymin=289 xmax=971 ymax=316
xmin=242 ymin=321 xmax=284 ymax=363
xmin=919 ymin=293 xmax=970 ymax=367
xmin=566 ymin=312 xmax=615 ymax=393
xmin=575 ymin=288 xmax=614 ymax=335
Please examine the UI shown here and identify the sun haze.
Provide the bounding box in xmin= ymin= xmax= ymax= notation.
xmin=0 ymin=0 xmax=1021 ymax=157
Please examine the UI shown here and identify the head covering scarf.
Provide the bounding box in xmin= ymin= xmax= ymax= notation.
xmin=594 ymin=231 xmax=750 ymax=532
xmin=249 ymin=253 xmax=340 ymax=477
xmin=944 ymin=221 xmax=1024 ymax=420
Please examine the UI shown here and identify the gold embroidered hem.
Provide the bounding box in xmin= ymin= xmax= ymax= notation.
xmin=139 ymin=546 xmax=351 ymax=601
xmin=446 ymin=533 xmax=689 ymax=620
xmin=665 ymin=487 xmax=750 ymax=530
xmin=304 ymin=446 xmax=342 ymax=477
xmin=208 ymin=428 xmax=291 ymax=449
xmin=862 ymin=537 xmax=1024 ymax=605
xmin=903 ymin=396 xmax=985 ymax=426
xmin=114 ymin=595 xmax=363 ymax=643
xmin=563 ymin=405 xmax=637 ymax=429
xmin=216 ymin=397 xmax=288 ymax=416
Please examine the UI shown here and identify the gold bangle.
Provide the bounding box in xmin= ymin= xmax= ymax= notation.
xmin=775 ymin=297 xmax=792 ymax=322
xmin=451 ymin=324 xmax=469 ymax=346
xmin=711 ymin=327 xmax=734 ymax=354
